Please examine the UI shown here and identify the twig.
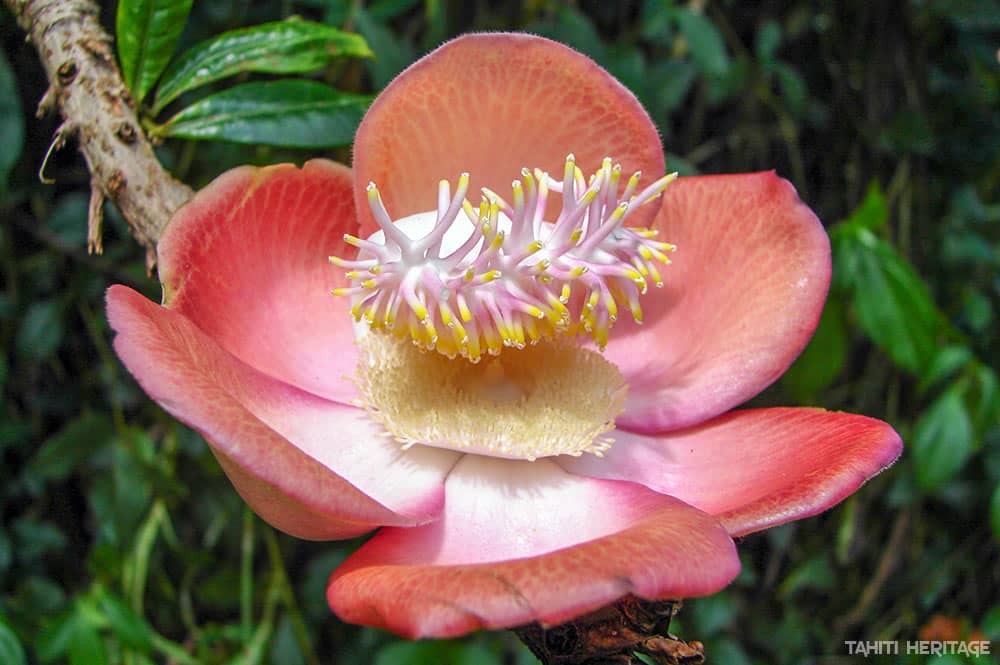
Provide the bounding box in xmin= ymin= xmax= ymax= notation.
xmin=5 ymin=0 xmax=192 ymax=269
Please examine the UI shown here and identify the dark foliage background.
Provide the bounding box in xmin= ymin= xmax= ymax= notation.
xmin=1 ymin=1 xmax=999 ymax=663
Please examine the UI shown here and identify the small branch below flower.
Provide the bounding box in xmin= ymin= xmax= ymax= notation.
xmin=6 ymin=0 xmax=193 ymax=269
xmin=513 ymin=596 xmax=705 ymax=665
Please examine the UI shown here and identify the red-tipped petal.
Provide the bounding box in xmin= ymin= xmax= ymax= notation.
xmin=353 ymin=33 xmax=664 ymax=235
xmin=559 ymin=408 xmax=902 ymax=537
xmin=606 ymin=172 xmax=831 ymax=432
xmin=107 ymin=285 xmax=458 ymax=540
xmin=327 ymin=456 xmax=738 ymax=638
xmin=158 ymin=159 xmax=360 ymax=405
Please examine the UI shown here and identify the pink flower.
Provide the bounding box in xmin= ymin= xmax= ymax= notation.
xmin=107 ymin=34 xmax=902 ymax=638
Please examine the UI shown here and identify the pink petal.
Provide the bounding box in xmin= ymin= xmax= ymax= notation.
xmin=157 ymin=159 xmax=360 ymax=405
xmin=352 ymin=33 xmax=664 ymax=235
xmin=327 ymin=455 xmax=738 ymax=638
xmin=606 ymin=172 xmax=831 ymax=432
xmin=107 ymin=285 xmax=459 ymax=539
xmin=559 ymin=408 xmax=902 ymax=537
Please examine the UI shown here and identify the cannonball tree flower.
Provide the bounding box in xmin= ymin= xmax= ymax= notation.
xmin=106 ymin=33 xmax=902 ymax=638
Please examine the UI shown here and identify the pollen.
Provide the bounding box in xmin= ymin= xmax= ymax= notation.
xmin=329 ymin=155 xmax=677 ymax=360
xmin=354 ymin=332 xmax=627 ymax=460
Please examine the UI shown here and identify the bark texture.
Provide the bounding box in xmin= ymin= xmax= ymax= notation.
xmin=6 ymin=0 xmax=192 ymax=267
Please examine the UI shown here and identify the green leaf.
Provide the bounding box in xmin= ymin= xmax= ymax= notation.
xmin=26 ymin=412 xmax=115 ymax=487
xmin=0 ymin=50 xmax=24 ymax=189
xmin=45 ymin=193 xmax=88 ymax=247
xmin=779 ymin=554 xmax=835 ymax=596
xmin=774 ymin=62 xmax=807 ymax=114
xmin=96 ymin=591 xmax=153 ymax=653
xmin=153 ymin=17 xmax=370 ymax=114
xmin=992 ymin=482 xmax=1000 ymax=543
xmin=843 ymin=181 xmax=888 ymax=232
xmin=756 ymin=19 xmax=782 ymax=64
xmin=676 ymin=9 xmax=730 ymax=77
xmin=368 ymin=0 xmax=422 ymax=21
xmin=0 ymin=618 xmax=26 ymax=665
xmin=918 ymin=345 xmax=973 ymax=394
xmin=116 ymin=0 xmax=194 ymax=103
xmin=927 ymin=0 xmax=1000 ymax=29
xmin=650 ymin=60 xmax=697 ymax=113
xmin=353 ymin=8 xmax=415 ymax=89
xmin=36 ymin=611 xmax=76 ymax=663
xmin=834 ymin=227 xmax=946 ymax=374
xmin=16 ymin=299 xmax=64 ymax=362
xmin=156 ymin=80 xmax=370 ymax=148
xmin=782 ymin=297 xmax=848 ymax=401
xmin=912 ymin=382 xmax=975 ymax=492
xmin=67 ymin=622 xmax=106 ymax=665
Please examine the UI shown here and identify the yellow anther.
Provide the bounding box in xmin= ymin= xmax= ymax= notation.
xmin=332 ymin=287 xmax=351 ymax=297
xmin=560 ymin=284 xmax=572 ymax=303
xmin=343 ymin=234 xmax=363 ymax=248
xmin=490 ymin=231 xmax=505 ymax=251
xmin=648 ymin=246 xmax=672 ymax=264
xmin=569 ymin=228 xmax=584 ymax=244
xmin=361 ymin=279 xmax=377 ymax=289
xmin=569 ymin=265 xmax=588 ymax=278
xmin=587 ymin=290 xmax=600 ymax=310
xmin=412 ymin=302 xmax=429 ymax=322
xmin=462 ymin=199 xmax=477 ymax=221
xmin=439 ymin=303 xmax=454 ymax=327
xmin=369 ymin=265 xmax=382 ymax=275
xmin=344 ymin=271 xmax=360 ymax=280
xmin=525 ymin=316 xmax=541 ymax=342
xmin=638 ymin=245 xmax=653 ymax=260
xmin=464 ymin=267 xmax=475 ymax=281
xmin=604 ymin=292 xmax=619 ymax=320
xmin=329 ymin=255 xmax=348 ymax=266
xmin=350 ymin=302 xmax=363 ymax=319
xmin=423 ymin=319 xmax=438 ymax=344
xmin=525 ymin=240 xmax=544 ymax=254
xmin=524 ymin=305 xmax=545 ymax=319
xmin=648 ymin=262 xmax=664 ymax=288
xmin=457 ymin=296 xmax=473 ymax=322
xmin=630 ymin=301 xmax=644 ymax=324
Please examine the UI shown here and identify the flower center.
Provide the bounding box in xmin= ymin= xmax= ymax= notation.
xmin=331 ymin=155 xmax=676 ymax=460
xmin=353 ymin=331 xmax=626 ymax=460
xmin=330 ymin=155 xmax=676 ymax=361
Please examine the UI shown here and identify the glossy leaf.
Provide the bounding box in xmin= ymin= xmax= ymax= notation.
xmin=153 ymin=17 xmax=371 ymax=114
xmin=912 ymin=382 xmax=974 ymax=492
xmin=155 ymin=80 xmax=370 ymax=148
xmin=0 ymin=51 xmax=24 ymax=189
xmin=116 ymin=0 xmax=194 ymax=103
